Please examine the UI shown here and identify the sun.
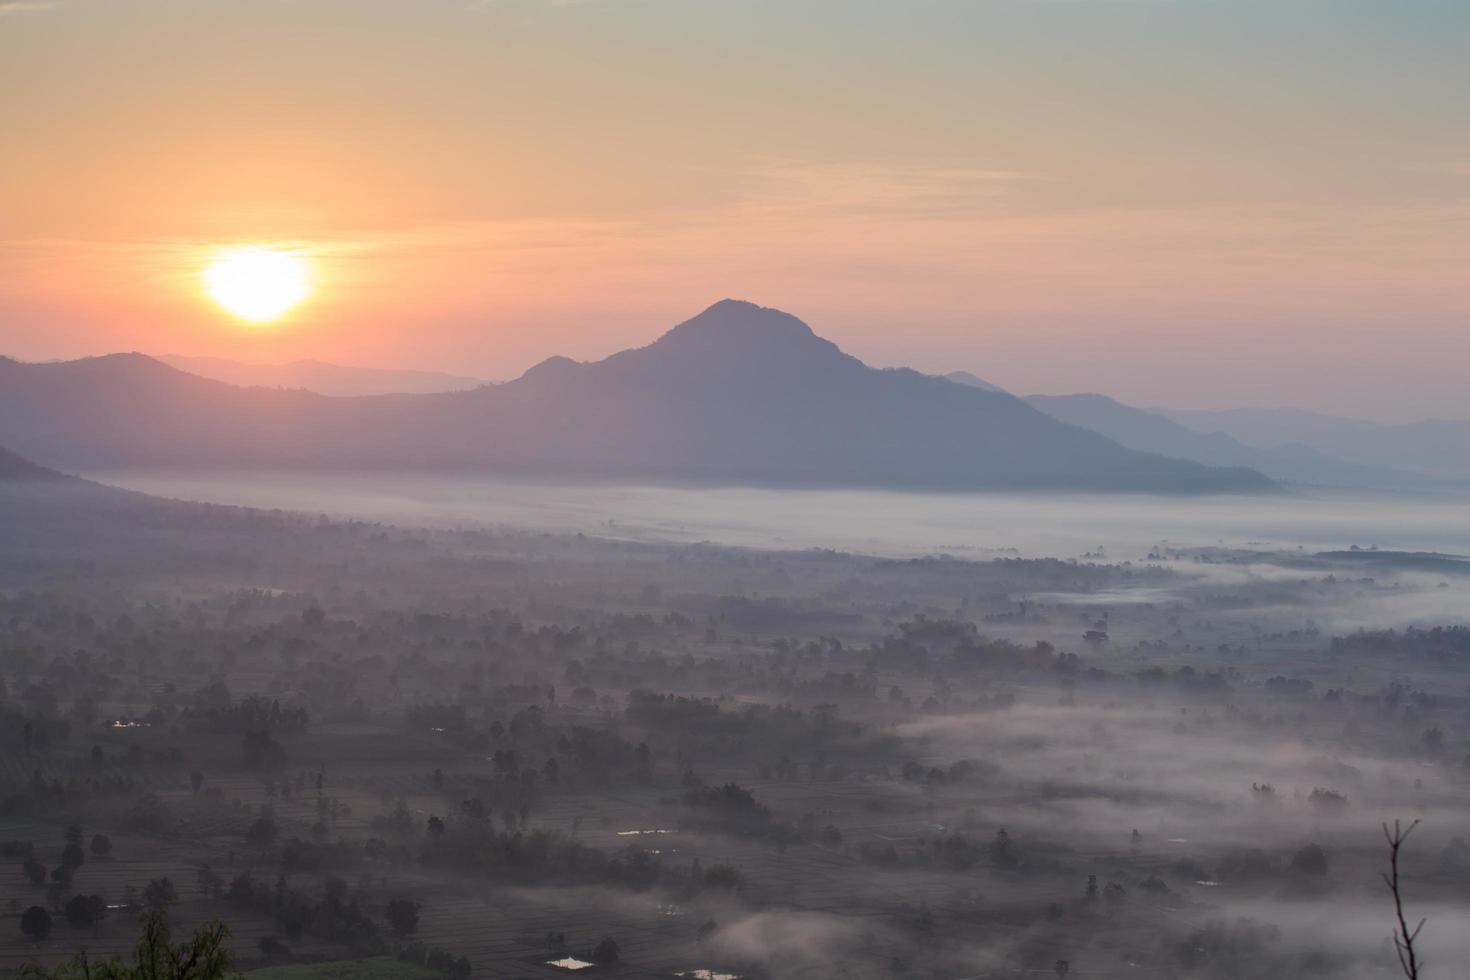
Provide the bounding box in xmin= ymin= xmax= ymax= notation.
xmin=203 ymin=247 xmax=311 ymax=322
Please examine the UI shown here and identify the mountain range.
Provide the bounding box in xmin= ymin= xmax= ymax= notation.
xmin=941 ymin=370 xmax=1459 ymax=490
xmin=0 ymin=300 xmax=1271 ymax=493
xmin=943 ymin=371 xmax=1006 ymax=393
xmin=0 ymin=444 xmax=56 ymax=480
xmin=157 ymin=355 xmax=490 ymax=397
xmin=1152 ymin=406 xmax=1470 ymax=481
xmin=1019 ymin=393 xmax=1449 ymax=491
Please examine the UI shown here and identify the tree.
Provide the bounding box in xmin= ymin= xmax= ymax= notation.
xmin=242 ymin=730 xmax=287 ymax=770
xmin=90 ymin=834 xmax=113 ymax=859
xmin=144 ymin=877 xmax=178 ymax=908
xmin=386 ymin=898 xmax=420 ymax=935
xmin=990 ymin=828 xmax=1019 ymax=869
xmin=22 ymin=858 xmax=46 ymax=886
xmin=60 ymin=843 xmax=85 ymax=872
xmin=24 ymin=908 xmax=232 ymax=979
xmin=591 ymin=938 xmax=620 ymax=965
xmin=64 ymin=825 xmax=84 ymax=848
xmin=245 ymin=817 xmax=277 ymax=847
xmin=190 ymin=770 xmax=205 ymax=795
xmin=1290 ymin=843 xmax=1328 ymax=876
xmin=64 ymin=894 xmax=105 ymax=930
xmin=1383 ymin=819 xmax=1424 ymax=980
xmin=22 ymin=905 xmax=51 ymax=940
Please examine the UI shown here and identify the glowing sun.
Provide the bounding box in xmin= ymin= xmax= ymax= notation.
xmin=203 ymin=247 xmax=311 ymax=322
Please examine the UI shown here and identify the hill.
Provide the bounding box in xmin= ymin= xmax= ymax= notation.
xmin=159 ymin=355 xmax=491 ymax=396
xmin=0 ymin=302 xmax=1273 ymax=492
xmin=1023 ymin=393 xmax=1448 ymax=491
xmin=1153 ymin=406 xmax=1470 ymax=481
xmin=0 ymin=444 xmax=60 ymax=480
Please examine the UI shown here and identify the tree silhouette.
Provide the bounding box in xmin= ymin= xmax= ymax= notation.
xmin=22 ymin=908 xmax=232 ymax=979
xmin=1382 ymin=819 xmax=1424 ymax=980
xmin=21 ymin=905 xmax=51 ymax=941
xmin=144 ymin=877 xmax=178 ymax=908
xmin=63 ymin=894 xmax=105 ymax=931
xmin=386 ymin=898 xmax=420 ymax=935
xmin=591 ymin=937 xmax=620 ymax=965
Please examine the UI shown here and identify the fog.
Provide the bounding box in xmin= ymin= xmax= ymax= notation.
xmin=94 ymin=470 xmax=1470 ymax=557
xmin=2 ymin=469 xmax=1468 ymax=979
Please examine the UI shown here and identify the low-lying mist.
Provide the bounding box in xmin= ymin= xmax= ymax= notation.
xmin=2 ymin=467 xmax=1467 ymax=979
xmin=94 ymin=469 xmax=1470 ymax=557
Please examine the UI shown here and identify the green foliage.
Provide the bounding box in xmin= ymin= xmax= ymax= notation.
xmin=22 ymin=909 xmax=233 ymax=980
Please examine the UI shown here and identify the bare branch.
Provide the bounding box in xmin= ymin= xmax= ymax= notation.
xmin=1382 ymin=818 xmax=1424 ymax=980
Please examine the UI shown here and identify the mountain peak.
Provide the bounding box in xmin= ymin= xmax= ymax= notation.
xmin=647 ymin=299 xmax=840 ymax=367
xmin=0 ymin=302 xmax=1276 ymax=492
xmin=519 ymin=355 xmax=584 ymax=383
xmin=670 ymin=299 xmax=815 ymax=337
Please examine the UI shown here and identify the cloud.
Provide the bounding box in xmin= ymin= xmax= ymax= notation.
xmin=741 ymin=158 xmax=1039 ymax=221
xmin=0 ymin=0 xmax=57 ymax=15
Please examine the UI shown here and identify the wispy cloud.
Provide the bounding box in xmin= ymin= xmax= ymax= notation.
xmin=0 ymin=0 xmax=57 ymax=16
xmin=739 ymin=158 xmax=1039 ymax=221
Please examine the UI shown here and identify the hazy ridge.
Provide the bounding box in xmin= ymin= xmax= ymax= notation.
xmin=0 ymin=301 xmax=1272 ymax=494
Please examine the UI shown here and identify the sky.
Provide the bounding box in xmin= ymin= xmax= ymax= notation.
xmin=2 ymin=0 xmax=1467 ymax=421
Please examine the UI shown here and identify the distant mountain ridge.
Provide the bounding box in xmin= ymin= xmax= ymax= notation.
xmin=159 ymin=355 xmax=490 ymax=396
xmin=1021 ymin=393 xmax=1452 ymax=491
xmin=1152 ymin=406 xmax=1470 ymax=481
xmin=0 ymin=444 xmax=61 ymax=480
xmin=0 ymin=301 xmax=1273 ymax=493
xmin=944 ymin=370 xmax=1006 ymax=393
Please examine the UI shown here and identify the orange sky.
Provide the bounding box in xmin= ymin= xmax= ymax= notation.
xmin=2 ymin=0 xmax=1467 ymax=420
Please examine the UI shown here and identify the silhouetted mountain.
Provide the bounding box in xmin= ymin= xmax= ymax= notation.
xmin=0 ymin=440 xmax=363 ymax=577
xmin=944 ymin=370 xmax=1006 ymax=393
xmin=0 ymin=444 xmax=60 ymax=480
xmin=1153 ymin=406 xmax=1470 ymax=480
xmin=159 ymin=354 xmax=491 ymax=396
xmin=1024 ymin=393 xmax=1450 ymax=491
xmin=0 ymin=302 xmax=1274 ymax=492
